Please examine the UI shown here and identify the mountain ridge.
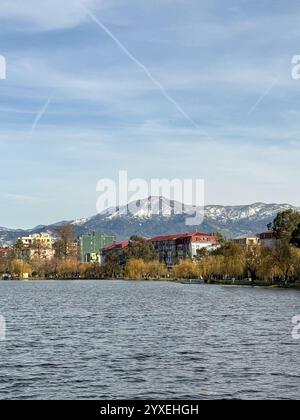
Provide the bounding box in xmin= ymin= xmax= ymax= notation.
xmin=0 ymin=197 xmax=299 ymax=246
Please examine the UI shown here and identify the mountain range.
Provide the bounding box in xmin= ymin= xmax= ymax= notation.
xmin=0 ymin=197 xmax=298 ymax=246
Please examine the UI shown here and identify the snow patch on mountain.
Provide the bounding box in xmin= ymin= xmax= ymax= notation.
xmin=102 ymin=196 xmax=197 ymax=219
xmin=71 ymin=218 xmax=88 ymax=226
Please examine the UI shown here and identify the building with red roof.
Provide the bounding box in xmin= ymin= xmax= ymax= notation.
xmin=151 ymin=232 xmax=218 ymax=267
xmin=101 ymin=241 xmax=129 ymax=266
xmin=0 ymin=247 xmax=11 ymax=257
xmin=256 ymin=231 xmax=278 ymax=249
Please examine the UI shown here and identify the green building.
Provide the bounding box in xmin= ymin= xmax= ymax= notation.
xmin=80 ymin=232 xmax=114 ymax=263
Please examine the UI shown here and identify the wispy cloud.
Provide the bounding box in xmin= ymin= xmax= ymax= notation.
xmin=248 ymin=78 xmax=279 ymax=116
xmin=1 ymin=0 xmax=300 ymax=227
xmin=31 ymin=93 xmax=54 ymax=133
xmin=0 ymin=0 xmax=99 ymax=31
xmin=80 ymin=3 xmax=209 ymax=135
xmin=2 ymin=193 xmax=39 ymax=204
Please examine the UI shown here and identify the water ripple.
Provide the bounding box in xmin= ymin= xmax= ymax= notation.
xmin=0 ymin=280 xmax=300 ymax=400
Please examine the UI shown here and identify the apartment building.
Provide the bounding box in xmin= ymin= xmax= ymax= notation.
xmin=257 ymin=231 xmax=278 ymax=249
xmin=80 ymin=232 xmax=114 ymax=263
xmin=17 ymin=233 xmax=54 ymax=261
xmin=233 ymin=236 xmax=260 ymax=249
xmin=19 ymin=233 xmax=53 ymax=248
xmin=101 ymin=242 xmax=129 ymax=266
xmin=151 ymin=232 xmax=218 ymax=267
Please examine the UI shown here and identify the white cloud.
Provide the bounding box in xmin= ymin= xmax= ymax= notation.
xmin=0 ymin=0 xmax=102 ymax=31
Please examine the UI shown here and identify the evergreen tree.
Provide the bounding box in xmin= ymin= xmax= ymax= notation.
xmin=290 ymin=223 xmax=300 ymax=248
xmin=271 ymin=209 xmax=300 ymax=243
xmin=124 ymin=236 xmax=158 ymax=262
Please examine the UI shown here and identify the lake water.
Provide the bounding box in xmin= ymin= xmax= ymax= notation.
xmin=0 ymin=280 xmax=300 ymax=400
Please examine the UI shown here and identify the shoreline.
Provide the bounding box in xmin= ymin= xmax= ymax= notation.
xmin=1 ymin=277 xmax=300 ymax=290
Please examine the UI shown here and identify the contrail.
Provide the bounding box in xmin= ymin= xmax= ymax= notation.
xmin=81 ymin=3 xmax=208 ymax=135
xmin=31 ymin=93 xmax=54 ymax=134
xmin=248 ymin=79 xmax=278 ymax=116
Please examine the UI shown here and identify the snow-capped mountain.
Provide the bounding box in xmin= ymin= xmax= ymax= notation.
xmin=204 ymin=202 xmax=298 ymax=222
xmin=0 ymin=197 xmax=299 ymax=246
xmin=101 ymin=196 xmax=196 ymax=219
xmin=101 ymin=197 xmax=297 ymax=222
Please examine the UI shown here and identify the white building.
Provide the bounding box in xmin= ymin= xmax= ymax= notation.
xmin=19 ymin=233 xmax=53 ymax=248
xmin=18 ymin=233 xmax=55 ymax=261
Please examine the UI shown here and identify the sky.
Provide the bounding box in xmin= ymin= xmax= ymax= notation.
xmin=1 ymin=0 xmax=300 ymax=228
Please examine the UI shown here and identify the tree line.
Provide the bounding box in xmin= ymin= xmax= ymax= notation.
xmin=173 ymin=209 xmax=300 ymax=285
xmin=1 ymin=209 xmax=300 ymax=284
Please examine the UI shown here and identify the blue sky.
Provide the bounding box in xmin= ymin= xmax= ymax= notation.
xmin=0 ymin=0 xmax=300 ymax=228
